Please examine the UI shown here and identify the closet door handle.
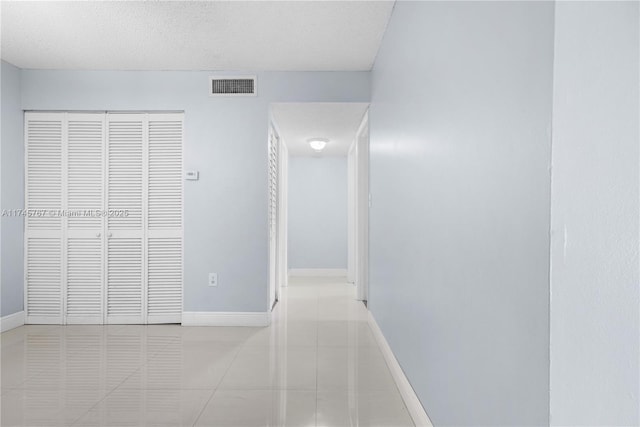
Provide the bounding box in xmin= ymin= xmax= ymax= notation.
xmin=108 ymin=233 xmax=113 ymax=238
xmin=96 ymin=233 xmax=101 ymax=238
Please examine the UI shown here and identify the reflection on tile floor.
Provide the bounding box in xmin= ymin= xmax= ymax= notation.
xmin=1 ymin=277 xmax=414 ymax=426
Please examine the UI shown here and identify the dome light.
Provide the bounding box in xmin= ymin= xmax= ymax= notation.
xmin=309 ymin=139 xmax=328 ymax=152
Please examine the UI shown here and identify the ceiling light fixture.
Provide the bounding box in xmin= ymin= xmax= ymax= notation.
xmin=309 ymin=139 xmax=328 ymax=152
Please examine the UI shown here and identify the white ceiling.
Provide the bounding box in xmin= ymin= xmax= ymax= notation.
xmin=1 ymin=1 xmax=395 ymax=71
xmin=271 ymin=103 xmax=368 ymax=157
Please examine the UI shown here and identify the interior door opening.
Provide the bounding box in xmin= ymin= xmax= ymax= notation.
xmin=353 ymin=112 xmax=369 ymax=302
xmin=267 ymin=103 xmax=369 ymax=306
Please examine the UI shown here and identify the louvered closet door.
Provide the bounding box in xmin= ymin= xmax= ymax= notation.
xmin=106 ymin=114 xmax=145 ymax=324
xmin=25 ymin=112 xmax=183 ymax=325
xmin=25 ymin=113 xmax=64 ymax=324
xmin=146 ymin=114 xmax=183 ymax=324
xmin=65 ymin=114 xmax=105 ymax=324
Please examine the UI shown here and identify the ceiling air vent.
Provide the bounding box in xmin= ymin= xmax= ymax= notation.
xmin=209 ymin=76 xmax=257 ymax=97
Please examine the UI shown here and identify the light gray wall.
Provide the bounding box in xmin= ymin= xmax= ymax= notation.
xmin=20 ymin=70 xmax=369 ymax=313
xmin=549 ymin=2 xmax=640 ymax=425
xmin=288 ymin=156 xmax=347 ymax=270
xmin=1 ymin=60 xmax=24 ymax=317
xmin=369 ymin=2 xmax=554 ymax=425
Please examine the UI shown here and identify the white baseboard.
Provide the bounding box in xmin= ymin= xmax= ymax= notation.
xmin=182 ymin=311 xmax=271 ymax=327
xmin=368 ymin=311 xmax=433 ymax=427
xmin=1 ymin=311 xmax=25 ymax=333
xmin=288 ymin=268 xmax=348 ymax=277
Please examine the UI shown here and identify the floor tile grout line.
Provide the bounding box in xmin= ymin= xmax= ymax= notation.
xmin=190 ymin=336 xmax=245 ymax=426
xmin=190 ymin=387 xmax=218 ymax=427
xmin=77 ymin=332 xmax=182 ymax=415
xmin=72 ymin=332 xmax=241 ymax=426
xmin=67 ymin=362 xmax=142 ymax=427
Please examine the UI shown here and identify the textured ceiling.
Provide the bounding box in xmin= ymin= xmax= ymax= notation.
xmin=1 ymin=1 xmax=395 ymax=71
xmin=271 ymin=103 xmax=368 ymax=157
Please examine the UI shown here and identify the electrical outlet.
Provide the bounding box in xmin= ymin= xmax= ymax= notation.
xmin=208 ymin=273 xmax=218 ymax=287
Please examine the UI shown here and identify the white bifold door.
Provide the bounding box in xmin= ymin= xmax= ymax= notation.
xmin=24 ymin=112 xmax=183 ymax=325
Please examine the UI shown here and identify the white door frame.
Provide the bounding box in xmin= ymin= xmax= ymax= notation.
xmin=277 ymin=140 xmax=289 ymax=291
xmin=268 ymin=125 xmax=280 ymax=309
xmin=268 ymin=121 xmax=289 ymax=311
xmin=355 ymin=111 xmax=369 ymax=301
xmin=347 ymin=143 xmax=357 ymax=284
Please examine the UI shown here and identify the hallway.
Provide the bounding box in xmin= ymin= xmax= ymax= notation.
xmin=1 ymin=277 xmax=414 ymax=426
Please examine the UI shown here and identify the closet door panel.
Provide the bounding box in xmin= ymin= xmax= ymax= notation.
xmin=66 ymin=114 xmax=105 ymax=324
xmin=106 ymin=115 xmax=145 ymax=324
xmin=147 ymin=115 xmax=183 ymax=323
xmin=24 ymin=113 xmax=64 ymax=323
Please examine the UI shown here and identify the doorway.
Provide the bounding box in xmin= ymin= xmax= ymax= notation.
xmin=268 ymin=103 xmax=369 ymax=307
xmin=268 ymin=124 xmax=288 ymax=310
xmin=353 ymin=112 xmax=369 ymax=302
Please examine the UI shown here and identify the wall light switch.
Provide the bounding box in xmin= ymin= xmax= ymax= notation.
xmin=185 ymin=171 xmax=199 ymax=181
xmin=208 ymin=273 xmax=218 ymax=287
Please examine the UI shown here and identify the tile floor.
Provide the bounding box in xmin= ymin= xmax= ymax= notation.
xmin=1 ymin=277 xmax=414 ymax=426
